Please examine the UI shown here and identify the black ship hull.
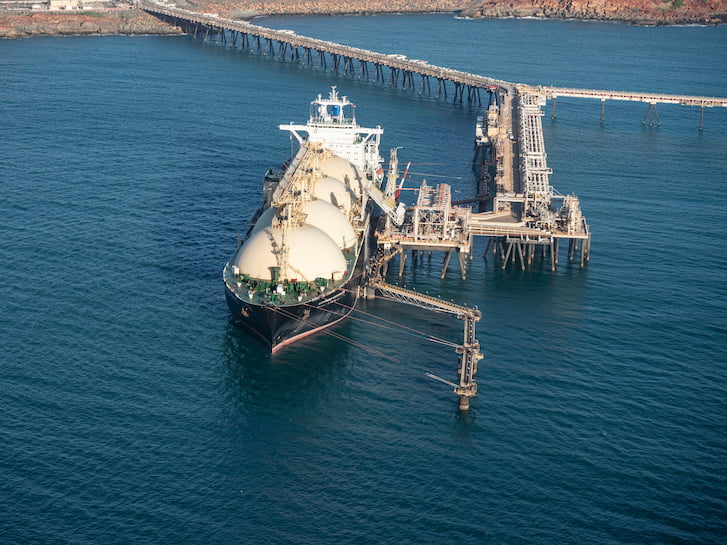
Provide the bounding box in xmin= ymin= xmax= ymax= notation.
xmin=226 ymin=209 xmax=371 ymax=352
xmin=225 ymin=276 xmax=360 ymax=353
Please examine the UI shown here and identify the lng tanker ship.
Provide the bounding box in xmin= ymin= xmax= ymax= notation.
xmin=223 ymin=87 xmax=399 ymax=352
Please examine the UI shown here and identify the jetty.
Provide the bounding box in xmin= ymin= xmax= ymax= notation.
xmin=139 ymin=0 xmax=725 ymax=273
xmin=141 ymin=0 xmax=512 ymax=101
xmin=139 ymin=1 xmax=727 ymax=408
xmin=141 ymin=4 xmax=726 ymax=106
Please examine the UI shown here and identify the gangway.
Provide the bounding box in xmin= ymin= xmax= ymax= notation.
xmin=367 ymin=183 xmax=405 ymax=226
xmin=368 ymin=148 xmax=406 ymax=226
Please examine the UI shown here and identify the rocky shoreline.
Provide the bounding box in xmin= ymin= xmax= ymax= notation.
xmin=1 ymin=1 xmax=724 ymax=39
xmin=0 ymin=10 xmax=183 ymax=39
xmin=185 ymin=0 xmax=725 ymax=24
xmin=459 ymin=0 xmax=727 ymax=26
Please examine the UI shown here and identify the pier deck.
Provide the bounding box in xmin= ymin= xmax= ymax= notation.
xmin=532 ymin=85 xmax=727 ymax=108
xmin=142 ymin=1 xmax=511 ymax=102
xmin=142 ymin=1 xmax=727 ymax=113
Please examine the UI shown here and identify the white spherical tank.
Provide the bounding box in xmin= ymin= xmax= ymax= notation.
xmin=233 ymin=224 xmax=347 ymax=282
xmin=250 ymin=206 xmax=278 ymax=235
xmin=313 ymin=176 xmax=354 ymax=214
xmin=319 ymin=157 xmax=364 ymax=197
xmin=302 ymin=199 xmax=357 ymax=249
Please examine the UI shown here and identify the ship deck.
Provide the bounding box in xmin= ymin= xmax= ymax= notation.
xmin=224 ymin=246 xmax=359 ymax=307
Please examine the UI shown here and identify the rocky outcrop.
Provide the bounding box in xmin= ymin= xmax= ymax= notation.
xmin=458 ymin=0 xmax=727 ymax=25
xmin=0 ymin=10 xmax=183 ymax=39
xmin=189 ymin=0 xmax=725 ymax=23
xmin=189 ymin=0 xmax=465 ymax=18
xmin=1 ymin=0 xmax=724 ymax=39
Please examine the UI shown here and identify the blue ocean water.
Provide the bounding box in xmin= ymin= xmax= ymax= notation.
xmin=1 ymin=16 xmax=726 ymax=544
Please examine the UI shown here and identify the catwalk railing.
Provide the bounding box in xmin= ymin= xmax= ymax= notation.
xmin=142 ymin=1 xmax=727 ymax=113
xmin=141 ymin=0 xmax=512 ymax=100
xmin=530 ymin=85 xmax=727 ymax=108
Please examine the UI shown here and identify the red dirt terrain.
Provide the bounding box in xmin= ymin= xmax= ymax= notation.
xmin=1 ymin=0 xmax=724 ymax=39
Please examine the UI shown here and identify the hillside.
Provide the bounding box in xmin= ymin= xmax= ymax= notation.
xmin=459 ymin=0 xmax=727 ymax=25
xmin=0 ymin=9 xmax=182 ymax=38
xmin=1 ymin=0 xmax=725 ymax=39
xmin=187 ymin=0 xmax=726 ymax=24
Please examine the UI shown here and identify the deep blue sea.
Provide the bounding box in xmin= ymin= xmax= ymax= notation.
xmin=2 ymin=14 xmax=726 ymax=544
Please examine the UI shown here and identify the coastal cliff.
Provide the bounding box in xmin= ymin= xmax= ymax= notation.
xmin=187 ymin=0 xmax=464 ymax=17
xmin=459 ymin=0 xmax=727 ymax=25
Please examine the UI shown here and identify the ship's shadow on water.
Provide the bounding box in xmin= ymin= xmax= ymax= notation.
xmin=221 ymin=320 xmax=354 ymax=412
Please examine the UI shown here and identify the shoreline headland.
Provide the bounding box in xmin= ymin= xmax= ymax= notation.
xmin=1 ymin=0 xmax=725 ymax=39
xmin=458 ymin=0 xmax=727 ymax=26
xmin=0 ymin=9 xmax=183 ymax=38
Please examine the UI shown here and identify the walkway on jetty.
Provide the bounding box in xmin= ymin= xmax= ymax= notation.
xmin=533 ymin=86 xmax=727 ymax=108
xmin=141 ymin=1 xmax=511 ymax=102
xmin=526 ymin=85 xmax=727 ymax=129
xmin=142 ymin=1 xmax=727 ymax=112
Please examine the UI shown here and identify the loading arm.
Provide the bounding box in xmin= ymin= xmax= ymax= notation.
xmin=366 ymin=250 xmax=482 ymax=409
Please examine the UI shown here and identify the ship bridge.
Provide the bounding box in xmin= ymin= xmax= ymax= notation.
xmin=280 ymin=87 xmax=383 ymax=173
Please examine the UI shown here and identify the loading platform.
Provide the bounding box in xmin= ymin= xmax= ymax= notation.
xmin=380 ymin=86 xmax=590 ymax=277
xmin=137 ymin=0 xmax=726 ymax=409
xmin=468 ymin=88 xmax=591 ymax=270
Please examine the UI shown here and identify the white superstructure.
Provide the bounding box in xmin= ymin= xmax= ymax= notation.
xmin=280 ymin=86 xmax=404 ymax=226
xmin=279 ymin=86 xmax=383 ymax=176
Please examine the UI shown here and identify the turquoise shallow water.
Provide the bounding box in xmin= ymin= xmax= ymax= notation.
xmin=1 ymin=16 xmax=726 ymax=544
